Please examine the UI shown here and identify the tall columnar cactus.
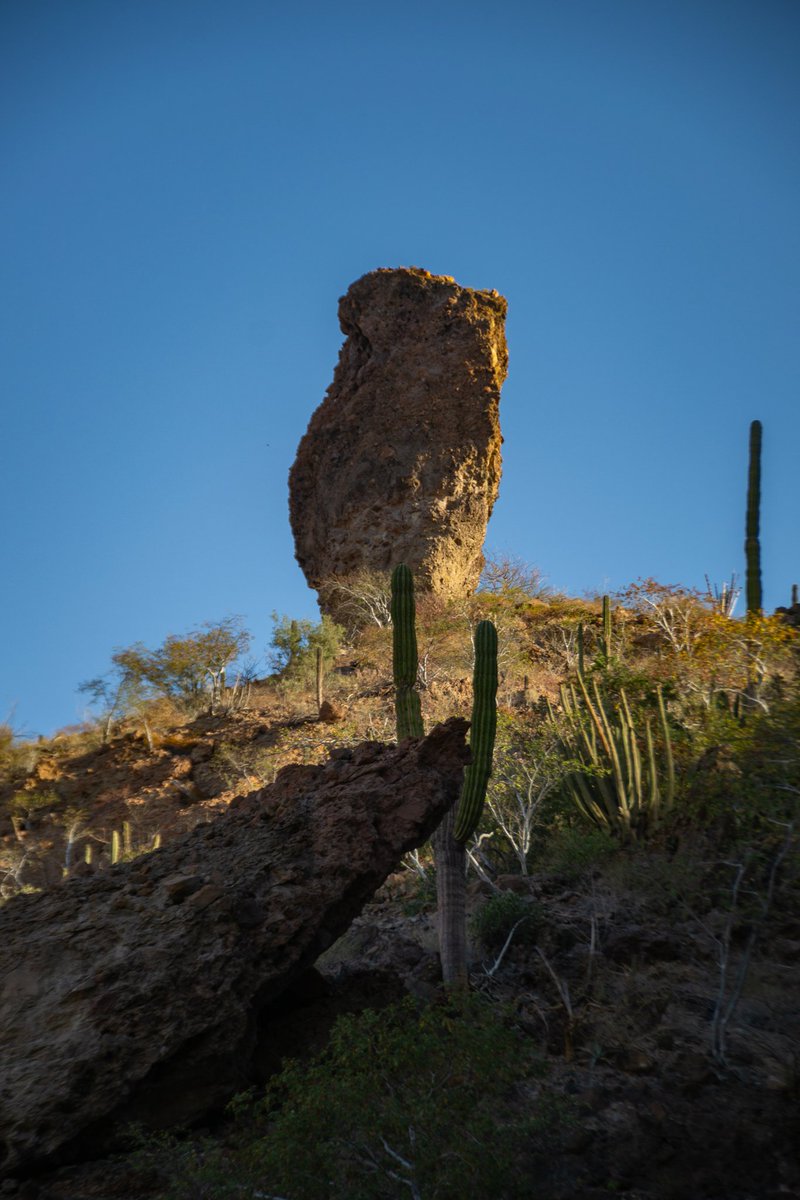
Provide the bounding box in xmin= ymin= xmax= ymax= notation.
xmin=745 ymin=419 xmax=763 ymax=616
xmin=391 ymin=565 xmax=424 ymax=740
xmin=453 ymin=621 xmax=499 ymax=843
xmin=602 ymin=594 xmax=612 ymax=661
xmin=390 ymin=565 xmax=497 ymax=840
xmin=577 ymin=621 xmax=585 ymax=677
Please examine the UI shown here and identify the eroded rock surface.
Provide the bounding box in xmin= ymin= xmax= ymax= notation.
xmin=0 ymin=720 xmax=469 ymax=1177
xmin=289 ymin=267 xmax=508 ymax=620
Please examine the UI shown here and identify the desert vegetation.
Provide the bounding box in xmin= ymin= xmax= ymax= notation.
xmin=1 ymin=544 xmax=798 ymax=1196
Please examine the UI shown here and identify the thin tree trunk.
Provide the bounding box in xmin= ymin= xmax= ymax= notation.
xmin=433 ymin=808 xmax=468 ymax=988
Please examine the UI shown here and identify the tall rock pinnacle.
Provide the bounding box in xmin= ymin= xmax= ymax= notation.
xmin=289 ymin=267 xmax=508 ymax=620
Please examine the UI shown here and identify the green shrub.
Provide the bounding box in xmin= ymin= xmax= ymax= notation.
xmin=539 ymin=826 xmax=617 ymax=880
xmin=470 ymin=890 xmax=542 ymax=951
xmin=135 ymin=995 xmax=563 ymax=1200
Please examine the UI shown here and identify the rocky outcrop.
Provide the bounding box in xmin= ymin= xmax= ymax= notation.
xmin=0 ymin=720 xmax=469 ymax=1177
xmin=289 ymin=267 xmax=508 ymax=621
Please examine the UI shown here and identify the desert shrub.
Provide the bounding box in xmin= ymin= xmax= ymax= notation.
xmin=471 ymin=890 xmax=543 ymax=951
xmin=135 ymin=995 xmax=561 ymax=1200
xmin=0 ymin=724 xmax=39 ymax=789
xmin=210 ymin=740 xmax=284 ymax=789
xmin=480 ymin=714 xmax=570 ymax=874
xmin=478 ymin=551 xmax=550 ymax=600
xmin=269 ymin=613 xmax=344 ymax=683
xmin=681 ymin=691 xmax=800 ymax=844
xmin=537 ymin=826 xmax=618 ymax=880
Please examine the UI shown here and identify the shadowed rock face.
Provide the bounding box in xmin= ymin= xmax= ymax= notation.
xmin=0 ymin=720 xmax=469 ymax=1177
xmin=289 ymin=267 xmax=508 ymax=620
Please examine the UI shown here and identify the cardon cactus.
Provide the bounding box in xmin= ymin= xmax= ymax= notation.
xmin=453 ymin=620 xmax=499 ymax=843
xmin=390 ymin=565 xmax=497 ymax=844
xmin=745 ymin=420 xmax=763 ymax=616
xmin=602 ymin=594 xmax=612 ymax=662
xmin=391 ymin=564 xmax=424 ymax=740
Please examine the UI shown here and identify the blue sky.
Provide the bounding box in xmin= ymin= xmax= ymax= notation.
xmin=2 ymin=0 xmax=798 ymax=736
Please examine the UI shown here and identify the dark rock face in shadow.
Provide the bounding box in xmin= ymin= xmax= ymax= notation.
xmin=0 ymin=719 xmax=469 ymax=1177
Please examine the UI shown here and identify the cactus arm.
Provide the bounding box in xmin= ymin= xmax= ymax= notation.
xmin=391 ymin=565 xmax=424 ymax=740
xmin=656 ymin=686 xmax=675 ymax=810
xmin=645 ymin=718 xmax=660 ymax=820
xmin=453 ymin=621 xmax=498 ymax=843
xmin=602 ymin=594 xmax=612 ymax=661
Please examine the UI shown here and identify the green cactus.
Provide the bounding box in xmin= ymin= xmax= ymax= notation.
xmin=453 ymin=621 xmax=499 ymax=842
xmin=549 ymin=676 xmax=674 ymax=841
xmin=577 ymin=621 xmax=585 ymax=676
xmin=602 ymin=594 xmax=612 ymax=661
xmin=391 ymin=564 xmax=424 ymax=740
xmin=390 ymin=565 xmax=497 ymax=842
xmin=745 ymin=420 xmax=763 ymax=616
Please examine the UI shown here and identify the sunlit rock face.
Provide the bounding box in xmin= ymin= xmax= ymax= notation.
xmin=289 ymin=267 xmax=508 ymax=620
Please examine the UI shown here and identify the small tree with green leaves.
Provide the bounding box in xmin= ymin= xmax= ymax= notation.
xmin=81 ymin=617 xmax=252 ymax=735
xmin=269 ymin=612 xmax=344 ymax=683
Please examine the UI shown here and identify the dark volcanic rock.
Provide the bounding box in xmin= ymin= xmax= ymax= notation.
xmin=289 ymin=267 xmax=508 ymax=620
xmin=0 ymin=720 xmax=469 ymax=1177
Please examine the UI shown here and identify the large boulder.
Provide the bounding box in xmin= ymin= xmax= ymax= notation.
xmin=289 ymin=267 xmax=508 ymax=621
xmin=0 ymin=720 xmax=469 ymax=1177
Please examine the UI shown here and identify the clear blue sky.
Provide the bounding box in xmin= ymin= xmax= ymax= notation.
xmin=2 ymin=0 xmax=798 ymax=736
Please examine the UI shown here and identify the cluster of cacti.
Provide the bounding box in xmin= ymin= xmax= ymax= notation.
xmin=549 ymin=673 xmax=674 ymax=841
xmin=390 ymin=564 xmax=497 ymax=844
xmin=109 ymin=821 xmax=161 ymax=865
xmin=745 ymin=419 xmax=762 ymax=617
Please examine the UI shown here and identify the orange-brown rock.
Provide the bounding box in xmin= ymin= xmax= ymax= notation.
xmin=289 ymin=267 xmax=508 ymax=620
xmin=0 ymin=720 xmax=468 ymax=1177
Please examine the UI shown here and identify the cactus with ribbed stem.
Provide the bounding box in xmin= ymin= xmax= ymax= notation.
xmin=745 ymin=420 xmax=763 ymax=616
xmin=549 ymin=677 xmax=674 ymax=841
xmin=391 ymin=565 xmax=425 ymax=740
xmin=390 ymin=564 xmax=498 ymax=987
xmin=453 ymin=621 xmax=498 ymax=842
xmin=390 ymin=565 xmax=497 ymax=840
xmin=601 ymin=594 xmax=612 ymax=662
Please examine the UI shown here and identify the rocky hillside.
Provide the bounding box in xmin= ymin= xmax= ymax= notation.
xmin=1 ymin=576 xmax=798 ymax=1199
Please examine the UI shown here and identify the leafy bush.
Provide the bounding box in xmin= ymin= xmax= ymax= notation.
xmin=136 ymin=995 xmax=562 ymax=1200
xmin=470 ymin=890 xmax=543 ymax=951
xmin=538 ymin=826 xmax=618 ymax=880
xmin=269 ymin=612 xmax=344 ymax=683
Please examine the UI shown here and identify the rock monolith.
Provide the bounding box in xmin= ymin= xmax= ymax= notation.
xmin=289 ymin=267 xmax=508 ymax=621
xmin=0 ymin=720 xmax=468 ymax=1177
